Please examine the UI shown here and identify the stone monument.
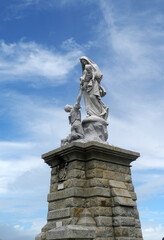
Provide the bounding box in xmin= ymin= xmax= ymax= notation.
xmin=36 ymin=57 xmax=143 ymax=240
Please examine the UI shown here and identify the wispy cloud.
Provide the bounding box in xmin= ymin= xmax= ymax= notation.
xmin=0 ymin=92 xmax=68 ymax=236
xmin=136 ymin=175 xmax=164 ymax=201
xmin=0 ymin=220 xmax=44 ymax=240
xmin=3 ymin=0 xmax=92 ymax=20
xmin=98 ymin=0 xmax=164 ymax=94
xmin=138 ymin=208 xmax=164 ymax=240
xmin=97 ymin=0 xmax=164 ymax=166
xmin=97 ymin=2 xmax=164 ymax=217
xmin=0 ymin=224 xmax=31 ymax=240
xmin=143 ymin=224 xmax=164 ymax=240
xmin=0 ymin=40 xmax=83 ymax=84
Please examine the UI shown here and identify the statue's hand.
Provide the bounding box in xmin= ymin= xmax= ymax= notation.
xmin=80 ymin=77 xmax=84 ymax=84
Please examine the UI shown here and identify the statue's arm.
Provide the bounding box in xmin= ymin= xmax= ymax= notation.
xmin=75 ymin=91 xmax=82 ymax=108
xmin=80 ymin=69 xmax=87 ymax=85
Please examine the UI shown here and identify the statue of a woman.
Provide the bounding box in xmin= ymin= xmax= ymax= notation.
xmin=80 ymin=56 xmax=109 ymax=120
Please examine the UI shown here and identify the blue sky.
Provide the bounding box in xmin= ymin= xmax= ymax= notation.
xmin=0 ymin=0 xmax=164 ymax=239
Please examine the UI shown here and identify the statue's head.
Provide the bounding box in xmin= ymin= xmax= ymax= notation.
xmin=80 ymin=58 xmax=88 ymax=65
xmin=80 ymin=56 xmax=90 ymax=70
xmin=64 ymin=104 xmax=73 ymax=112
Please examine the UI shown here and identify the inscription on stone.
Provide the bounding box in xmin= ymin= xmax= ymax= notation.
xmin=56 ymin=221 xmax=62 ymax=228
xmin=58 ymin=183 xmax=64 ymax=190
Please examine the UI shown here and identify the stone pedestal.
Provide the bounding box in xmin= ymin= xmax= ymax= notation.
xmin=36 ymin=142 xmax=143 ymax=240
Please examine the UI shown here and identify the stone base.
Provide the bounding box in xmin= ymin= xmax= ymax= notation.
xmin=35 ymin=232 xmax=46 ymax=240
xmin=46 ymin=225 xmax=96 ymax=240
xmin=36 ymin=142 xmax=143 ymax=240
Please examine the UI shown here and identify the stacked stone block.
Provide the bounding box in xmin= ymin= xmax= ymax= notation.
xmin=36 ymin=142 xmax=143 ymax=240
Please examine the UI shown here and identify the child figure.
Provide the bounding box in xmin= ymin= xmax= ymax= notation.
xmin=80 ymin=64 xmax=95 ymax=92
xmin=61 ymin=93 xmax=84 ymax=146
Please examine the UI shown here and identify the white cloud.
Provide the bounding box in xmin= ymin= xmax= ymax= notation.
xmin=4 ymin=0 xmax=94 ymax=21
xmin=0 ymin=156 xmax=43 ymax=193
xmin=135 ymin=174 xmax=164 ymax=200
xmin=95 ymin=1 xmax=164 ymax=170
xmin=14 ymin=225 xmax=24 ymax=231
xmin=0 ymin=40 xmax=83 ymax=83
xmin=0 ymin=223 xmax=34 ymax=240
xmin=21 ymin=217 xmax=46 ymax=234
xmin=98 ymin=1 xmax=164 ymax=94
xmin=139 ymin=208 xmax=164 ymax=240
xmin=143 ymin=224 xmax=164 ymax=240
xmin=0 ymin=217 xmax=46 ymax=240
xmin=0 ymin=91 xmax=69 ymax=193
xmin=0 ymin=92 xmax=68 ymax=231
xmin=109 ymin=102 xmax=164 ymax=168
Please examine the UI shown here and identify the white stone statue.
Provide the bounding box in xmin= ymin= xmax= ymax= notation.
xmin=61 ymin=56 xmax=109 ymax=146
xmin=79 ymin=56 xmax=108 ymax=120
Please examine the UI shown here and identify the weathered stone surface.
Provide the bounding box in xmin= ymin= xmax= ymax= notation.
xmin=114 ymin=226 xmax=136 ymax=237
xmin=35 ymin=232 xmax=46 ymax=240
xmin=77 ymin=208 xmax=96 ymax=226
xmin=67 ymin=169 xmax=86 ymax=179
xmin=103 ymin=170 xmax=116 ymax=179
xmin=112 ymin=206 xmax=135 ymax=217
xmin=48 ymin=198 xmax=86 ymax=211
xmin=95 ymin=216 xmax=112 ymax=226
xmin=117 ymin=173 xmax=132 ymax=183
xmin=36 ymin=142 xmax=143 ymax=240
xmin=48 ymin=187 xmax=110 ymax=202
xmin=89 ymin=206 xmax=112 ymax=217
xmin=116 ymin=165 xmax=131 ymax=174
xmin=113 ymin=196 xmax=136 ymax=207
xmin=108 ymin=172 xmax=131 ymax=182
xmin=51 ymin=167 xmax=57 ymax=175
xmin=67 ymin=161 xmax=85 ymax=171
xmin=47 ymin=208 xmax=71 ymax=221
xmin=95 ymin=227 xmax=114 ymax=237
xmin=115 ymin=238 xmax=135 ymax=240
xmin=135 ymin=228 xmax=143 ymax=238
xmin=135 ymin=219 xmax=141 ymax=228
xmin=133 ymin=207 xmax=140 ymax=219
xmin=50 ymin=183 xmax=57 ymax=193
xmin=42 ymin=218 xmax=78 ymax=232
xmin=109 ymin=180 xmax=127 ymax=189
xmin=51 ymin=174 xmax=58 ymax=184
xmin=65 ymin=198 xmax=86 ymax=208
xmin=43 ymin=142 xmax=140 ymax=168
xmin=125 ymin=183 xmax=135 ymax=192
xmin=124 ymin=175 xmax=132 ymax=183
xmin=114 ymin=226 xmax=129 ymax=237
xmin=86 ymin=197 xmax=111 ymax=207
xmin=130 ymin=192 xmax=137 ymax=201
xmin=113 ymin=217 xmax=135 ymax=226
xmin=46 ymin=225 xmax=96 ymax=240
xmin=64 ymin=179 xmax=86 ymax=188
xmin=89 ymin=187 xmax=110 ymax=197
xmin=86 ymin=169 xmax=103 ymax=178
xmin=88 ymin=178 xmax=109 ymax=188
xmin=48 ymin=201 xmax=63 ymax=211
xmin=111 ymin=188 xmax=131 ymax=198
xmin=96 ymin=238 xmax=114 ymax=240
xmin=86 ymin=160 xmax=111 ymax=170
xmin=47 ymin=188 xmax=84 ymax=202
xmin=86 ymin=161 xmax=130 ymax=174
